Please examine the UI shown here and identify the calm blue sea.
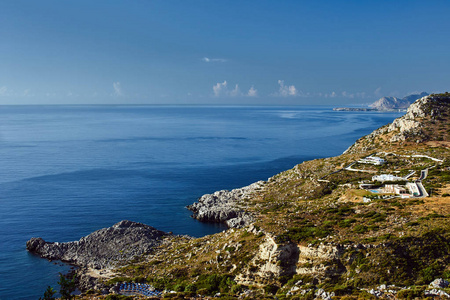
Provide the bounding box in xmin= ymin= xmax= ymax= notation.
xmin=0 ymin=105 xmax=403 ymax=299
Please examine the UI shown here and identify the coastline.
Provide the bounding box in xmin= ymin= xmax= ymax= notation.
xmin=14 ymin=105 xmax=408 ymax=298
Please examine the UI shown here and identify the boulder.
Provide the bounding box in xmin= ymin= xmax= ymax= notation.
xmin=429 ymin=278 xmax=449 ymax=289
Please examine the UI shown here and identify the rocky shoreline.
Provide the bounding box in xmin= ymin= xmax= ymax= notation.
xmin=186 ymin=180 xmax=265 ymax=228
xmin=26 ymin=220 xmax=169 ymax=269
xmin=26 ymin=181 xmax=266 ymax=294
xmin=27 ymin=220 xmax=177 ymax=293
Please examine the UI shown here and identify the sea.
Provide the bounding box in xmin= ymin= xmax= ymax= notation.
xmin=0 ymin=105 xmax=403 ymax=299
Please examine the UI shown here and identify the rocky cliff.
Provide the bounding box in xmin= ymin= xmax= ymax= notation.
xmin=26 ymin=220 xmax=169 ymax=269
xmin=345 ymin=93 xmax=450 ymax=153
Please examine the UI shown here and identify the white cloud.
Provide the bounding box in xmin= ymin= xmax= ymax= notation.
xmin=247 ymin=86 xmax=257 ymax=97
xmin=324 ymin=91 xmax=336 ymax=98
xmin=277 ymin=80 xmax=298 ymax=97
xmin=213 ymin=80 xmax=227 ymax=97
xmin=316 ymin=91 xmax=367 ymax=99
xmin=202 ymin=57 xmax=227 ymax=63
xmin=356 ymin=92 xmax=366 ymax=98
xmin=113 ymin=82 xmax=123 ymax=96
xmin=342 ymin=91 xmax=355 ymax=98
xmin=213 ymin=81 xmax=255 ymax=97
xmin=288 ymin=85 xmax=297 ymax=96
xmin=230 ymin=84 xmax=241 ymax=97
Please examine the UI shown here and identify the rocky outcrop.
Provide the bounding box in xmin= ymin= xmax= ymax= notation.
xmin=235 ymin=237 xmax=347 ymax=288
xmin=235 ymin=235 xmax=299 ymax=286
xmin=26 ymin=220 xmax=169 ymax=269
xmin=187 ymin=181 xmax=264 ymax=228
xmin=387 ymin=94 xmax=449 ymax=141
xmin=429 ymin=278 xmax=449 ymax=289
xmin=344 ymin=94 xmax=450 ymax=153
xmin=387 ymin=95 xmax=433 ymax=142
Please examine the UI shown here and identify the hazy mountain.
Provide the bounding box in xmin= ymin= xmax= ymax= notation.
xmin=369 ymin=92 xmax=428 ymax=110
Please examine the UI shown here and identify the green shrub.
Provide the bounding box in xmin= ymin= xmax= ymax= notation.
xmin=230 ymin=284 xmax=244 ymax=295
xmin=397 ymin=287 xmax=425 ymax=299
xmin=264 ymin=284 xmax=279 ymax=295
xmin=39 ymin=286 xmax=56 ymax=300
xmin=281 ymin=225 xmax=332 ymax=242
xmin=174 ymin=283 xmax=185 ymax=292
xmin=417 ymin=265 xmax=440 ymax=284
xmin=194 ymin=274 xmax=235 ymax=295
xmin=330 ymin=284 xmax=353 ymax=296
xmin=362 ymin=237 xmax=377 ymax=243
xmin=339 ymin=218 xmax=356 ymax=228
xmin=225 ymin=246 xmax=235 ymax=252
xmin=132 ymin=276 xmax=146 ymax=283
xmin=353 ymin=225 xmax=368 ymax=234
xmin=197 ymin=288 xmax=209 ymax=295
xmin=58 ymin=273 xmax=75 ymax=300
xmin=184 ymin=284 xmax=197 ymax=293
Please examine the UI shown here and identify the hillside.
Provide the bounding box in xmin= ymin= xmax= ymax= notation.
xmin=38 ymin=94 xmax=450 ymax=299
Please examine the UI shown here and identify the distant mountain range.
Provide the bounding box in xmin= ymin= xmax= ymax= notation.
xmin=369 ymin=92 xmax=429 ymax=110
xmin=333 ymin=92 xmax=429 ymax=111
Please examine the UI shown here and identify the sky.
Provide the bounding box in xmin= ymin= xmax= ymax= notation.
xmin=1 ymin=0 xmax=449 ymax=105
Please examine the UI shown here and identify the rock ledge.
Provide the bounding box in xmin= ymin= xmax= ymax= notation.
xmin=187 ymin=181 xmax=264 ymax=228
xmin=26 ymin=220 xmax=168 ymax=269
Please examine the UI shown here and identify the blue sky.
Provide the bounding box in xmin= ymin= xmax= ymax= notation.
xmin=1 ymin=0 xmax=449 ymax=105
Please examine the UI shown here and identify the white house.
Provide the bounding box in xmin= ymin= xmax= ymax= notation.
xmin=358 ymin=156 xmax=386 ymax=165
xmin=372 ymin=174 xmax=404 ymax=182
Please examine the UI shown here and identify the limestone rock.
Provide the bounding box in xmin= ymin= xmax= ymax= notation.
xmin=429 ymin=278 xmax=449 ymax=289
xmin=424 ymin=289 xmax=450 ymax=298
xmin=187 ymin=181 xmax=264 ymax=228
xmin=315 ymin=288 xmax=335 ymax=300
xmin=235 ymin=236 xmax=299 ymax=285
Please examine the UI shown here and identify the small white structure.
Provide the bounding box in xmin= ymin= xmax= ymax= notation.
xmin=363 ymin=197 xmax=372 ymax=203
xmin=358 ymin=156 xmax=386 ymax=165
xmin=372 ymin=174 xmax=404 ymax=182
